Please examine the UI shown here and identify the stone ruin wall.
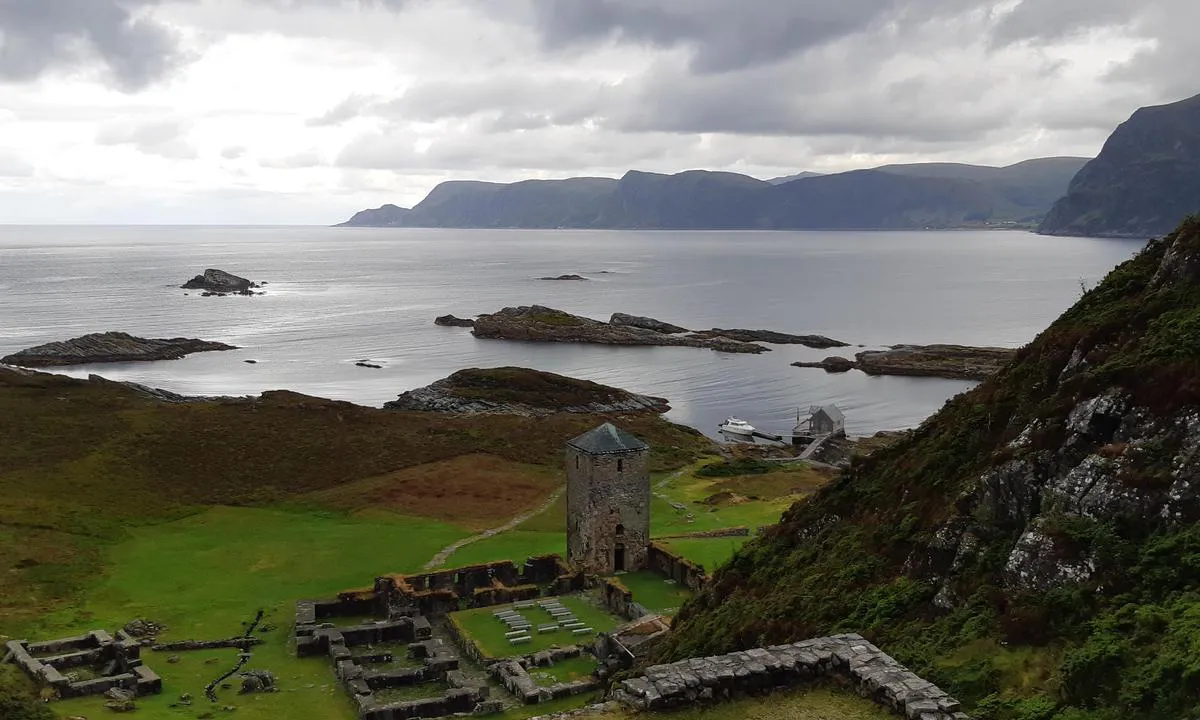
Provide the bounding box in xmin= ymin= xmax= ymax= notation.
xmin=616 ymin=633 xmax=968 ymax=720
xmin=372 ymin=555 xmax=583 ymax=617
xmin=645 ymin=542 xmax=710 ymax=592
xmin=4 ymin=630 xmax=162 ymax=700
xmin=566 ymin=446 xmax=650 ymax=576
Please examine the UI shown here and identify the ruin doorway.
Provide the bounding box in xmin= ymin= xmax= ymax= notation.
xmin=614 ymin=545 xmax=626 ymax=572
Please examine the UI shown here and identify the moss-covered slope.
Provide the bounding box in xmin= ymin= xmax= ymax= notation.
xmin=664 ymin=217 xmax=1200 ymax=720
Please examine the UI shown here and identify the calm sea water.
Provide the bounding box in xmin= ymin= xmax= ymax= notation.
xmin=0 ymin=227 xmax=1145 ymax=438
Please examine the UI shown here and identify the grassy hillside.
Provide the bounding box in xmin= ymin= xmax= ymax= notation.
xmin=0 ymin=367 xmax=708 ymax=629
xmin=0 ymin=366 xmax=712 ymax=718
xmin=664 ymin=218 xmax=1200 ymax=720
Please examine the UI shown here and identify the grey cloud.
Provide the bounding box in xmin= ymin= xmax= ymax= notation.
xmin=96 ymin=118 xmax=197 ymax=159
xmin=0 ymin=0 xmax=189 ymax=91
xmin=307 ymin=94 xmax=380 ymax=127
xmin=221 ymin=146 xmax=247 ymax=160
xmin=524 ymin=0 xmax=967 ymax=74
xmin=336 ymin=125 xmax=698 ymax=172
xmin=0 ymin=148 xmax=33 ymax=177
xmin=260 ymin=151 xmax=324 ymax=169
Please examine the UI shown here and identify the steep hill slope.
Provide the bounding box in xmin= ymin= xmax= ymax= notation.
xmin=1040 ymin=94 xmax=1200 ymax=237
xmin=664 ymin=216 xmax=1200 ymax=719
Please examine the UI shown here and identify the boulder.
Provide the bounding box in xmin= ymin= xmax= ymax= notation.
xmin=472 ymin=305 xmax=767 ymax=354
xmin=610 ymin=313 xmax=689 ymax=334
xmin=181 ymin=269 xmax=258 ymax=293
xmin=435 ymin=314 xmax=476 ymax=327
xmin=1 ymin=332 xmax=236 ymax=367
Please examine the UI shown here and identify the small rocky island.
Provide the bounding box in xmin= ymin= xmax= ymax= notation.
xmin=434 ymin=314 xmax=476 ymax=327
xmin=793 ymin=344 xmax=1016 ymax=380
xmin=181 ymin=269 xmax=263 ymax=295
xmin=385 ymin=366 xmax=670 ymax=415
xmin=1 ymin=332 xmax=237 ymax=367
xmin=440 ymin=306 xmax=849 ymax=354
xmin=538 ymin=274 xmax=588 ymax=281
xmin=470 ymin=306 xmax=768 ymax=353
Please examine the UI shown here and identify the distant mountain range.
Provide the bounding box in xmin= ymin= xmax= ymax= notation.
xmin=1040 ymin=93 xmax=1200 ymax=238
xmin=340 ymin=158 xmax=1089 ymax=230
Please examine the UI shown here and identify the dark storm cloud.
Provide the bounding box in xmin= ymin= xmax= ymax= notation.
xmin=523 ymin=0 xmax=970 ymax=74
xmin=0 ymin=0 xmax=185 ymax=91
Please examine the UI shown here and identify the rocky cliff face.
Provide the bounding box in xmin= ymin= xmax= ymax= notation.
xmin=665 ymin=218 xmax=1200 ymax=719
xmin=1 ymin=332 xmax=236 ymax=367
xmin=384 ymin=367 xmax=670 ymax=415
xmin=1039 ymin=94 xmax=1200 ymax=237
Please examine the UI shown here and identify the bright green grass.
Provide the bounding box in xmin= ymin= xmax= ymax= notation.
xmin=583 ymin=687 xmax=894 ymax=720
xmin=439 ymin=531 xmax=564 ymax=568
xmin=528 ymin=655 xmax=598 ymax=687
xmin=650 ymin=470 xmax=797 ymax=537
xmin=451 ymin=596 xmax=620 ymax=660
xmin=40 ymin=506 xmax=467 ymax=720
xmin=614 ymin=571 xmax=693 ymax=616
xmin=658 ymin=537 xmax=751 ymax=574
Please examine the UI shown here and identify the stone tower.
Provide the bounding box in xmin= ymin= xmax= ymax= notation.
xmin=565 ymin=423 xmax=650 ymax=576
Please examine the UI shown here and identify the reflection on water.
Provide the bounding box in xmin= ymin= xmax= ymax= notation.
xmin=0 ymin=226 xmax=1145 ymax=438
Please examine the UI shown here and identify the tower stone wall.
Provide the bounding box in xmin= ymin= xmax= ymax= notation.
xmin=565 ymin=441 xmax=650 ymax=576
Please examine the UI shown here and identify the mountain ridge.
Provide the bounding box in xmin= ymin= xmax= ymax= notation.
xmin=1040 ymin=94 xmax=1200 ymax=238
xmin=339 ymin=157 xmax=1088 ymax=230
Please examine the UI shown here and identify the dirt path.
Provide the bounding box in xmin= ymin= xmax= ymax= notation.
xmin=423 ymin=486 xmax=566 ymax=570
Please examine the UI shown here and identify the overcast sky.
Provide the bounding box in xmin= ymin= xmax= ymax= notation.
xmin=0 ymin=0 xmax=1195 ymax=224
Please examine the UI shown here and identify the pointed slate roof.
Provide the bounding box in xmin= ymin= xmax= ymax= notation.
xmin=567 ymin=422 xmax=649 ymax=455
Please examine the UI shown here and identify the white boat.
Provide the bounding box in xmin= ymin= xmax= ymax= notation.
xmin=718 ymin=417 xmax=756 ymax=437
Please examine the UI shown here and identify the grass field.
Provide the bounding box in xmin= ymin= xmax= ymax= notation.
xmin=585 ymin=687 xmax=893 ymax=719
xmin=451 ymin=597 xmax=621 ymax=660
xmin=657 ymin=537 xmax=750 ymax=574
xmin=528 ymin=655 xmax=599 ymax=687
xmin=614 ymin=571 xmax=694 ymax=616
xmin=31 ymin=506 xmax=466 ymax=720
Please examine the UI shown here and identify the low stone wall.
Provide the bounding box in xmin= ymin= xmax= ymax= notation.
xmin=5 ymin=630 xmax=161 ymax=700
xmin=372 ymin=555 xmax=585 ymax=618
xmin=489 ymin=654 xmax=598 ymax=705
xmin=655 ymin=527 xmax=751 ymax=540
xmin=646 ymin=543 xmax=709 ymax=591
xmin=615 ymin=634 xmax=966 ymax=720
xmin=151 ymin=637 xmax=262 ymax=651
xmin=312 ymin=618 xmax=476 ymax=720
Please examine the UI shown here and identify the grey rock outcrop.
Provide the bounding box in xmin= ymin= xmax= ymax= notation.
xmin=693 ymin=328 xmax=849 ymax=348
xmin=1 ymin=332 xmax=237 ymax=367
xmin=472 ymin=306 xmax=767 ymax=354
xmin=434 ymin=314 xmax=475 ymax=327
xmin=791 ymin=356 xmax=856 ymax=373
xmin=610 ymin=313 xmax=689 ymax=334
xmin=385 ymin=366 xmax=670 ymax=415
xmin=181 ymin=269 xmax=259 ymax=293
xmin=854 ymin=344 xmax=1015 ymax=380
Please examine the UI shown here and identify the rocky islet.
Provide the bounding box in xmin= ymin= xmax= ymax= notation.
xmin=1 ymin=332 xmax=237 ymax=367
